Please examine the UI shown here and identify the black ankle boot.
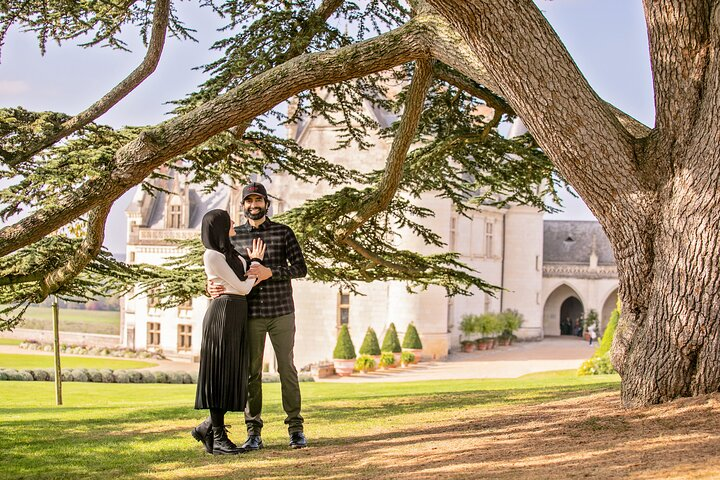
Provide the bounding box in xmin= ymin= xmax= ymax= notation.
xmin=212 ymin=426 xmax=243 ymax=455
xmin=191 ymin=418 xmax=213 ymax=454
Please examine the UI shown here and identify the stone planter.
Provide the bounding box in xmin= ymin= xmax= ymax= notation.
xmin=333 ymin=359 xmax=355 ymax=377
xmin=311 ymin=362 xmax=335 ymax=378
xmin=461 ymin=341 xmax=475 ymax=352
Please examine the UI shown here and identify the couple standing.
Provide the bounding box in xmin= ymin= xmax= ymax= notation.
xmin=193 ymin=182 xmax=308 ymax=455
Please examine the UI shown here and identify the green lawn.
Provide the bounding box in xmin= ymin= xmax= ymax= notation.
xmin=17 ymin=306 xmax=120 ymax=335
xmin=0 ymin=338 xmax=22 ymax=346
xmin=0 ymin=371 xmax=620 ymax=480
xmin=0 ymin=353 xmax=156 ymax=370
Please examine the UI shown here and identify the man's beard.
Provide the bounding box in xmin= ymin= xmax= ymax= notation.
xmin=244 ymin=206 xmax=267 ymax=220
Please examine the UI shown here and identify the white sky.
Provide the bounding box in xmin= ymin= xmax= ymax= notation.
xmin=0 ymin=0 xmax=654 ymax=255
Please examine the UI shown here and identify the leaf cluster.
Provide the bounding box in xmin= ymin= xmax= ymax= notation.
xmin=0 ymin=235 xmax=134 ymax=331
xmin=0 ymin=0 xmax=194 ymax=56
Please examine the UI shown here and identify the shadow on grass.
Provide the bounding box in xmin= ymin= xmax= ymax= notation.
xmin=0 ymin=381 xmax=624 ymax=480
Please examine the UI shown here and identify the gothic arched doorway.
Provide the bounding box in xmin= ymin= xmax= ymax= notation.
xmin=560 ymin=296 xmax=584 ymax=336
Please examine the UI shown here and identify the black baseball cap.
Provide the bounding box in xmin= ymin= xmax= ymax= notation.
xmin=242 ymin=182 xmax=268 ymax=201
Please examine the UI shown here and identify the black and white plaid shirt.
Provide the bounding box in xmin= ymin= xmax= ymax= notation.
xmin=231 ymin=218 xmax=307 ymax=319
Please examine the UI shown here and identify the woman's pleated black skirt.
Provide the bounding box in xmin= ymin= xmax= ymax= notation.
xmin=195 ymin=294 xmax=249 ymax=412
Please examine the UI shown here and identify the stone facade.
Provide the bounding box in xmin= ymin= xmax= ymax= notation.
xmin=121 ymin=110 xmax=618 ymax=367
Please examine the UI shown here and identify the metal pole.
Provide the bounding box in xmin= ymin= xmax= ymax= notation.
xmin=52 ymin=296 xmax=62 ymax=406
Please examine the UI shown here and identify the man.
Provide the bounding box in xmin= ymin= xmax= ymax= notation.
xmin=192 ymin=182 xmax=308 ymax=453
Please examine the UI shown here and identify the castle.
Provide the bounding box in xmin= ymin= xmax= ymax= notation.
xmin=121 ymin=107 xmax=618 ymax=369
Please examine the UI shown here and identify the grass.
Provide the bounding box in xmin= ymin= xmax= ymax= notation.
xmin=0 ymin=353 xmax=157 ymax=370
xmin=17 ymin=306 xmax=120 ymax=335
xmin=0 ymin=371 xmax=620 ymax=480
xmin=0 ymin=338 xmax=22 ymax=346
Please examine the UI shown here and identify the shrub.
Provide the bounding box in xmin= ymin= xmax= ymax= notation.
xmin=333 ymin=325 xmax=356 ymax=360
xmin=167 ymin=372 xmax=184 ymax=384
xmin=460 ymin=315 xmax=477 ymax=337
xmin=128 ymin=370 xmax=143 ymax=383
xmin=154 ymin=371 xmax=169 ymax=384
xmin=32 ymin=369 xmax=51 ymax=381
xmin=61 ymin=370 xmax=74 ymax=381
xmin=17 ymin=370 xmax=34 ymax=381
xmin=402 ymin=323 xmax=423 ymax=349
xmin=578 ymin=354 xmax=616 ymax=375
xmin=498 ymin=310 xmax=524 ymax=338
xmin=114 ymin=370 xmax=129 ymax=383
xmin=72 ymin=370 xmax=89 ymax=382
xmin=475 ymin=313 xmax=499 ymax=338
xmin=189 ymin=371 xmax=199 ymax=384
xmin=583 ymin=309 xmax=599 ymax=331
xmin=181 ymin=372 xmax=194 ymax=384
xmin=358 ymin=328 xmax=381 ymax=356
xmin=596 ymin=307 xmax=620 ymax=357
xmin=379 ymin=352 xmax=395 ymax=368
xmin=141 ymin=371 xmax=156 ymax=383
xmin=354 ymin=355 xmax=376 ymax=372
xmin=100 ymin=369 xmax=114 ymax=383
xmin=400 ymin=351 xmax=415 ymax=365
xmin=381 ymin=323 xmax=402 ymax=353
xmin=0 ymin=370 xmax=8 ymax=381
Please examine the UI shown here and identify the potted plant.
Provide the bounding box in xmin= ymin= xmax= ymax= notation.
xmin=354 ymin=355 xmax=376 ymax=373
xmin=332 ymin=325 xmax=356 ymax=376
xmin=400 ymin=351 xmax=415 ymax=367
xmin=359 ymin=327 xmax=382 ymax=364
xmin=401 ymin=323 xmax=423 ymax=363
xmin=381 ymin=323 xmax=402 ymax=364
xmin=497 ymin=309 xmax=524 ymax=346
xmin=583 ymin=310 xmax=599 ymax=340
xmin=379 ymin=352 xmax=396 ymax=369
xmin=459 ymin=315 xmax=477 ymax=352
xmin=474 ymin=313 xmax=495 ymax=350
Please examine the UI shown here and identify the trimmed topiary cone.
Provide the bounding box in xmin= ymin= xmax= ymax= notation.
xmin=402 ymin=323 xmax=423 ymax=349
xmin=359 ymin=327 xmax=381 ymax=356
xmin=333 ymin=324 xmax=356 ymax=360
xmin=381 ymin=323 xmax=402 ymax=353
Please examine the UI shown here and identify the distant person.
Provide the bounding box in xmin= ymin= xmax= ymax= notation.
xmin=588 ymin=324 xmax=597 ymax=346
xmin=192 ymin=209 xmax=265 ymax=455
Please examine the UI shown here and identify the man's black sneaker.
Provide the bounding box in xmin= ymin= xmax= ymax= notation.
xmin=242 ymin=435 xmax=264 ymax=451
xmin=289 ymin=432 xmax=307 ymax=449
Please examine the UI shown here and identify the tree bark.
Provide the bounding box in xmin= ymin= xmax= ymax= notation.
xmin=426 ymin=0 xmax=720 ymax=406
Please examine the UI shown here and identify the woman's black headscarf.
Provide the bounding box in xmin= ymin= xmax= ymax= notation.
xmin=201 ymin=209 xmax=247 ymax=281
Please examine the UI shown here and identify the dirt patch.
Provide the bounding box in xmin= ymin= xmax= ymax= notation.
xmin=181 ymin=391 xmax=720 ymax=480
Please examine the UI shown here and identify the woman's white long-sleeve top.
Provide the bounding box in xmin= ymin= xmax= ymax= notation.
xmin=203 ymin=250 xmax=256 ymax=295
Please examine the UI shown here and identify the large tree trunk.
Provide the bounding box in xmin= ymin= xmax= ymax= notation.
xmin=614 ymin=143 xmax=720 ymax=406
xmin=424 ymin=0 xmax=720 ymax=406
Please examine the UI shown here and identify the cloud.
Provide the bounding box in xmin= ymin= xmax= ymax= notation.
xmin=0 ymin=80 xmax=31 ymax=97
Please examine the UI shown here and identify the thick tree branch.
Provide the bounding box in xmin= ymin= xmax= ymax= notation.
xmin=343 ymin=238 xmax=416 ymax=274
xmin=336 ymin=58 xmax=435 ymax=243
xmin=0 ymin=20 xmax=431 ymax=258
xmin=423 ymin=0 xmax=649 ymax=220
xmin=432 ymin=62 xmax=512 ymax=115
xmin=8 ymin=0 xmax=171 ymax=167
xmin=37 ymin=202 xmax=112 ymax=301
xmin=643 ymin=0 xmax=713 ymax=135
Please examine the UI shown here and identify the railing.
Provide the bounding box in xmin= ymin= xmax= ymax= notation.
xmin=542 ymin=264 xmax=617 ymax=279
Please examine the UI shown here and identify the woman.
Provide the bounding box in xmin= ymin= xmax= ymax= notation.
xmin=194 ymin=209 xmax=265 ymax=455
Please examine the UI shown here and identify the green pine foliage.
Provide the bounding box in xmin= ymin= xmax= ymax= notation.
xmin=0 ymin=0 xmax=564 ymax=330
xmin=333 ymin=325 xmax=356 ymax=360
xmin=359 ymin=327 xmax=381 ymax=356
xmin=402 ymin=323 xmax=423 ymax=349
xmin=381 ymin=323 xmax=402 ymax=353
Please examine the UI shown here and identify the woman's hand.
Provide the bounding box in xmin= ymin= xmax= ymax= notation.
xmin=247 ymin=238 xmax=266 ymax=261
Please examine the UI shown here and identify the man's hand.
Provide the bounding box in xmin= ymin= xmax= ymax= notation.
xmin=248 ymin=263 xmax=273 ymax=282
xmin=207 ymin=280 xmax=226 ymax=299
